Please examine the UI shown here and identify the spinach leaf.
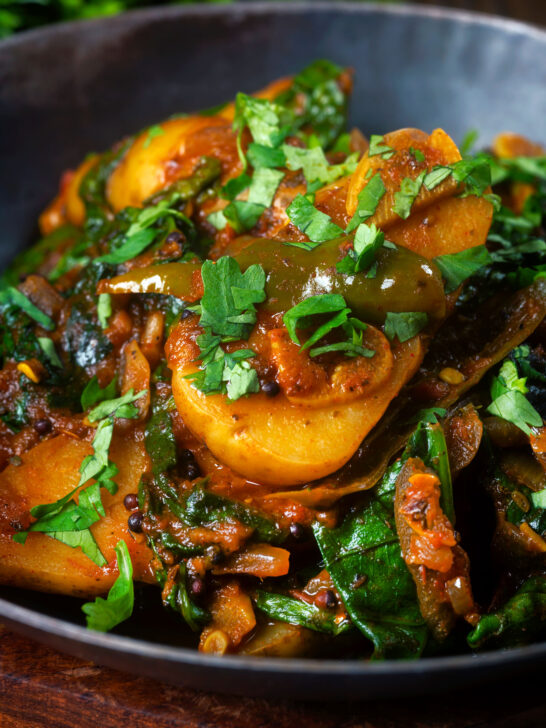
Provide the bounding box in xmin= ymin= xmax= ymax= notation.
xmin=467 ymin=576 xmax=546 ymax=649
xmin=183 ymin=482 xmax=285 ymax=545
xmin=255 ymin=591 xmax=352 ymax=636
xmin=313 ymin=462 xmax=428 ymax=659
xmin=82 ymin=540 xmax=134 ymax=632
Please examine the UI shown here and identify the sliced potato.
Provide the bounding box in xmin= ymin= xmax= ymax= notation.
xmin=0 ymin=431 xmax=153 ymax=597
xmin=346 ymin=128 xmax=461 ymax=229
xmin=388 ymin=194 xmax=494 ymax=258
xmin=107 ymin=115 xmax=240 ymax=211
xmin=170 ymin=337 xmax=424 ymax=487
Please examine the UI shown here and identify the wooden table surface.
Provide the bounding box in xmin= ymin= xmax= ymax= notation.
xmin=1 ymin=624 xmax=545 ymax=728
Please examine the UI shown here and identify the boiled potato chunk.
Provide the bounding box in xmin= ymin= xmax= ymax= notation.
xmin=0 ymin=431 xmax=153 ymax=597
xmin=171 ymin=338 xmax=424 ymax=487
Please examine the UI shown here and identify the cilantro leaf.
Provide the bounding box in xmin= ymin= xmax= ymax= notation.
xmin=97 ymin=293 xmax=112 ymax=329
xmin=80 ymin=375 xmax=117 ymax=411
xmin=0 ymin=286 xmax=55 ymax=331
xmin=247 ymin=143 xmax=287 ymax=169
xmin=409 ymin=147 xmax=425 ymax=163
xmin=82 ymin=540 xmax=134 ymax=631
xmin=287 ymin=194 xmax=344 ymax=244
xmin=434 ymin=245 xmax=493 ymax=293
xmin=199 ymin=257 xmax=266 ymax=339
xmin=97 ymin=228 xmax=157 ymax=264
xmin=487 ymin=391 xmax=543 ymax=435
xmin=37 ymin=336 xmax=62 ymax=368
xmin=384 ymin=312 xmax=429 ymax=342
xmin=336 ymin=223 xmax=385 ymax=275
xmin=87 ymin=389 xmax=147 ymax=423
xmin=393 ymin=172 xmax=425 ymax=220
xmin=221 ymin=173 xmax=251 ymax=201
xmin=143 ymin=124 xmax=164 ymax=149
xmin=487 ymin=357 xmax=543 ymax=435
xmin=283 ymin=294 xmax=347 ymax=346
xmin=423 ymin=166 xmax=452 ymax=190
xmin=248 ymin=168 xmax=284 ymax=207
xmin=309 ymin=341 xmax=374 ymax=358
xmin=368 ymin=134 xmax=395 ymax=159
xmin=283 ymin=144 xmax=358 ymax=187
xmin=345 ymin=173 xmax=386 ymax=233
xmin=222 ymin=200 xmax=265 ymax=232
xmin=451 ymin=158 xmax=492 ymax=197
xmin=233 ymin=93 xmax=285 ymax=151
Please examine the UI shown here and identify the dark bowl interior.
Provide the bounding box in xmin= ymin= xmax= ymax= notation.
xmin=0 ymin=1 xmax=545 ymax=700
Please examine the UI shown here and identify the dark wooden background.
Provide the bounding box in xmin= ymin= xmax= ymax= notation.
xmin=1 ymin=1 xmax=545 ymax=726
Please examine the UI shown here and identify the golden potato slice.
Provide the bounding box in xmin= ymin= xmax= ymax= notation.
xmin=170 ymin=338 xmax=424 ymax=487
xmin=107 ymin=115 xmax=240 ymax=211
xmin=387 ymin=194 xmax=494 ymax=258
xmin=0 ymin=431 xmax=153 ymax=597
xmin=346 ymin=128 xmax=461 ymax=229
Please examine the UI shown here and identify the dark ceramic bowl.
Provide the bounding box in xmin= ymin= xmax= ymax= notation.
xmin=0 ymin=1 xmax=545 ymax=701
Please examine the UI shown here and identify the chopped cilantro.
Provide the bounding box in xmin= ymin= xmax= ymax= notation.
xmin=409 ymin=146 xmax=425 ymax=163
xmin=283 ymin=294 xmax=347 ymax=346
xmin=384 ymin=311 xmax=429 ymax=343
xmin=336 ymin=223 xmax=385 ymax=275
xmin=460 ymin=129 xmax=479 ymax=156
xmin=368 ymin=134 xmax=395 ymax=159
xmin=221 ymin=173 xmax=251 ymax=201
xmin=0 ymin=286 xmax=55 ymax=331
xmin=223 ymin=200 xmax=265 ymax=232
xmin=199 ymin=257 xmax=266 ymax=339
xmin=37 ymin=337 xmax=62 ymax=368
xmin=487 ymin=358 xmax=543 ymax=435
xmin=287 ymin=194 xmax=344 ymax=244
xmin=247 ymin=143 xmax=287 ymax=169
xmin=97 ymin=293 xmax=112 ymax=329
xmin=87 ymin=388 xmax=147 ymax=423
xmin=424 ymin=166 xmax=452 ymax=190
xmin=393 ymin=172 xmax=425 ymax=220
xmin=283 ymin=294 xmax=373 ymax=359
xmin=345 ymin=173 xmax=386 ymax=232
xmin=248 ymin=168 xmax=284 ymax=207
xmin=187 ymin=257 xmax=266 ymax=401
xmin=283 ymin=144 xmax=358 ymax=187
xmin=143 ymin=124 xmax=164 ymax=149
xmin=82 ymin=540 xmax=134 ymax=632
xmin=81 ymin=375 xmax=117 ymax=412
xmin=434 ymin=245 xmax=493 ymax=293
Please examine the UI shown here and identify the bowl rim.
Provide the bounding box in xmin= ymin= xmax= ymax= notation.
xmin=1 ymin=0 xmax=545 ymax=679
xmin=0 ymin=0 xmax=545 ymax=53
xmin=2 ymin=593 xmax=546 ymax=675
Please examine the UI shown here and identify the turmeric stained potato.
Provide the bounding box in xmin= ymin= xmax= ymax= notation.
xmin=0 ymin=432 xmax=153 ymax=597
xmin=1 ymin=58 xmax=544 ymax=661
xmin=170 ymin=338 xmax=424 ymax=486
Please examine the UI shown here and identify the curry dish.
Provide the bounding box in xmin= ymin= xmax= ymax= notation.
xmin=0 ymin=61 xmax=545 ymax=659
